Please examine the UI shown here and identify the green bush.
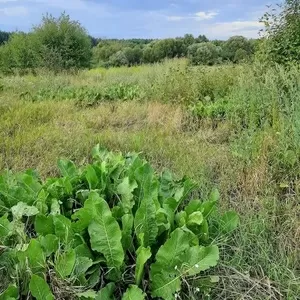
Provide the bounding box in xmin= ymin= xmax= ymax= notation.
xmin=0 ymin=13 xmax=92 ymax=73
xmin=0 ymin=146 xmax=238 ymax=299
xmin=258 ymin=0 xmax=300 ymax=64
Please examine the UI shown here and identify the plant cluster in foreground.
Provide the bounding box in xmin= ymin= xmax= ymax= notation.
xmin=0 ymin=146 xmax=238 ymax=299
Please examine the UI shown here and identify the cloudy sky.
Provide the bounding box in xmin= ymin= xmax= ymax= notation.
xmin=0 ymin=0 xmax=276 ymax=39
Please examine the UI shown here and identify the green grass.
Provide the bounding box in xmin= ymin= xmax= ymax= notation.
xmin=0 ymin=59 xmax=299 ymax=299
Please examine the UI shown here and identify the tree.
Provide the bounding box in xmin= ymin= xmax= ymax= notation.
xmin=109 ymin=51 xmax=129 ymax=67
xmin=33 ymin=13 xmax=92 ymax=70
xmin=196 ymin=34 xmax=209 ymax=43
xmin=223 ymin=36 xmax=253 ymax=62
xmin=0 ymin=30 xmax=11 ymax=45
xmin=0 ymin=32 xmax=41 ymax=73
xmin=188 ymin=42 xmax=222 ymax=65
xmin=183 ymin=34 xmax=195 ymax=46
xmin=123 ymin=47 xmax=143 ymax=65
xmin=259 ymin=0 xmax=300 ymax=64
xmin=234 ymin=48 xmax=249 ymax=63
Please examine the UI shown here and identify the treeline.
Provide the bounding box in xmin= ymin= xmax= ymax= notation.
xmin=92 ymin=34 xmax=257 ymax=67
xmin=0 ymin=14 xmax=257 ymax=73
xmin=0 ymin=30 xmax=11 ymax=45
xmin=0 ymin=0 xmax=299 ymax=73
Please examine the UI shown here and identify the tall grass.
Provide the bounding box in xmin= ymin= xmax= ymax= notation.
xmin=0 ymin=59 xmax=299 ymax=298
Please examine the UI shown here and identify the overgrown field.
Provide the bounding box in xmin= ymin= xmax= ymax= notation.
xmin=0 ymin=59 xmax=300 ymax=299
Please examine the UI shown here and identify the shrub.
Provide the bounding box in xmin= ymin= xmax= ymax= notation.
xmin=0 ymin=146 xmax=238 ymax=299
xmin=258 ymin=0 xmax=300 ymax=64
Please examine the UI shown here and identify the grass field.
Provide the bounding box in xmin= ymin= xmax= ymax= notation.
xmin=1 ymin=59 xmax=299 ymax=299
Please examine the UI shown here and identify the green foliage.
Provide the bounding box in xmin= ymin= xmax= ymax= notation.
xmin=29 ymin=275 xmax=54 ymax=300
xmin=188 ymin=42 xmax=222 ymax=65
xmin=0 ymin=13 xmax=92 ymax=73
xmin=0 ymin=146 xmax=238 ymax=299
xmin=19 ymin=83 xmax=141 ymax=107
xmin=223 ymin=36 xmax=253 ymax=62
xmin=259 ymin=0 xmax=300 ymax=64
xmin=0 ymin=30 xmax=11 ymax=45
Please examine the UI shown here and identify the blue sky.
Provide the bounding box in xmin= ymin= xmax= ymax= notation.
xmin=0 ymin=0 xmax=276 ymax=39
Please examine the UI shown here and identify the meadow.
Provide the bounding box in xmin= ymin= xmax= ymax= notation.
xmin=0 ymin=59 xmax=300 ymax=299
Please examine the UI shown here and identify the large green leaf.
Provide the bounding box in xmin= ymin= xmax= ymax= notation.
xmin=0 ymin=285 xmax=18 ymax=300
xmin=39 ymin=234 xmax=59 ymax=257
xmin=85 ymin=165 xmax=99 ymax=190
xmin=135 ymin=246 xmax=151 ymax=286
xmin=55 ymin=249 xmax=76 ymax=279
xmin=122 ymin=285 xmax=145 ymax=300
xmin=134 ymin=163 xmax=158 ymax=247
xmin=150 ymin=229 xmax=195 ymax=300
xmin=96 ymin=283 xmax=116 ymax=300
xmin=187 ymin=211 xmax=203 ymax=226
xmin=151 ymin=271 xmax=181 ymax=300
xmin=180 ymin=245 xmax=219 ymax=276
xmin=29 ymin=275 xmax=54 ymax=300
xmin=88 ymin=196 xmax=124 ymax=273
xmin=154 ymin=228 xmax=192 ymax=268
xmin=121 ymin=214 xmax=134 ymax=252
xmin=74 ymin=256 xmax=93 ymax=277
xmin=53 ymin=214 xmax=73 ymax=244
xmin=57 ymin=159 xmax=77 ymax=178
xmin=117 ymin=177 xmax=138 ymax=213
xmin=18 ymin=239 xmax=45 ymax=275
xmin=0 ymin=213 xmax=12 ymax=244
xmin=72 ymin=192 xmax=103 ymax=233
xmin=34 ymin=215 xmax=54 ymax=236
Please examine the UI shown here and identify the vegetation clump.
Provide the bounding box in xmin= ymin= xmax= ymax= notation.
xmin=0 ymin=146 xmax=238 ymax=299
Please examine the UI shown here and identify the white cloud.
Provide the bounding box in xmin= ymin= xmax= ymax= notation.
xmin=167 ymin=10 xmax=218 ymax=22
xmin=195 ymin=11 xmax=218 ymax=20
xmin=0 ymin=5 xmax=28 ymax=16
xmin=166 ymin=15 xmax=184 ymax=21
xmin=204 ymin=21 xmax=262 ymax=39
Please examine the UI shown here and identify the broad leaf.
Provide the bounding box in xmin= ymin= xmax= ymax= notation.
xmin=96 ymin=283 xmax=116 ymax=300
xmin=122 ymin=285 xmax=145 ymax=300
xmin=187 ymin=211 xmax=203 ymax=226
xmin=57 ymin=159 xmax=77 ymax=178
xmin=121 ymin=214 xmax=134 ymax=252
xmin=53 ymin=215 xmax=73 ymax=244
xmin=185 ymin=200 xmax=202 ymax=216
xmin=74 ymin=244 xmax=93 ymax=259
xmin=74 ymin=256 xmax=93 ymax=276
xmin=88 ymin=196 xmax=124 ymax=273
xmin=77 ymin=290 xmax=97 ymax=299
xmin=151 ymin=271 xmax=181 ymax=300
xmin=34 ymin=215 xmax=54 ymax=236
xmin=39 ymin=234 xmax=59 ymax=257
xmin=29 ymin=275 xmax=54 ymax=300
xmin=135 ymin=246 xmax=151 ymax=286
xmin=117 ymin=177 xmax=137 ymax=213
xmin=18 ymin=239 xmax=45 ymax=275
xmin=11 ymin=202 xmax=39 ymax=220
xmin=153 ymin=228 xmax=192 ymax=268
xmin=0 ymin=213 xmax=12 ymax=244
xmin=0 ymin=285 xmax=18 ymax=300
xmin=134 ymin=163 xmax=158 ymax=247
xmin=85 ymin=165 xmax=99 ymax=190
xmin=55 ymin=249 xmax=76 ymax=279
xmin=180 ymin=245 xmax=219 ymax=276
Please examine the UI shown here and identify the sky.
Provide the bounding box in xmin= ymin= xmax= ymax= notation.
xmin=0 ymin=0 xmax=277 ymax=40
